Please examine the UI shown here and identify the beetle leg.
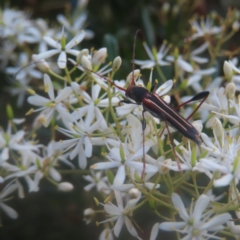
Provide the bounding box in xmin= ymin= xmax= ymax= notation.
xmin=141 ymin=110 xmax=146 ymax=180
xmin=164 ymin=120 xmax=182 ymax=172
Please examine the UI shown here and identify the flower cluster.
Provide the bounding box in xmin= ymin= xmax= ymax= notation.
xmin=1 ymin=3 xmax=240 ymax=240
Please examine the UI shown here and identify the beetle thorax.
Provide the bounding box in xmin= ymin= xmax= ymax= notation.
xmin=125 ymin=85 xmax=149 ymax=104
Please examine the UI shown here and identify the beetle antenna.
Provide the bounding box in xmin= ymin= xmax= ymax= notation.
xmin=131 ymin=29 xmax=142 ymax=86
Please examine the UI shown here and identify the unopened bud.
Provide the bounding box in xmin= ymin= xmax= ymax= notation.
xmin=174 ymin=47 xmax=179 ymax=60
xmin=162 ymin=2 xmax=170 ymax=14
xmin=129 ymin=188 xmax=140 ymax=199
xmin=26 ymin=108 xmax=34 ymax=116
xmin=160 ymin=159 xmax=172 ymax=174
xmin=58 ymin=182 xmax=73 ymax=192
xmin=232 ymin=21 xmax=240 ymax=32
xmin=83 ymin=208 xmax=95 ymax=224
xmin=112 ymin=56 xmax=122 ymax=72
xmin=32 ymin=54 xmax=50 ymax=72
xmin=212 ymin=117 xmax=223 ymax=140
xmin=81 ymin=55 xmax=92 ymax=71
xmin=92 ymin=48 xmax=107 ymax=66
xmin=225 ymin=82 xmax=236 ymax=99
xmin=27 ymin=89 xmax=35 ymax=95
xmin=192 ymin=120 xmax=203 ymax=134
xmin=126 ymin=69 xmax=141 ymax=84
xmin=94 ymin=197 xmax=99 ymax=206
xmin=76 ymin=49 xmax=89 ymax=64
xmin=223 ymin=61 xmax=233 ymax=81
xmin=172 ymin=5 xmax=179 ymax=15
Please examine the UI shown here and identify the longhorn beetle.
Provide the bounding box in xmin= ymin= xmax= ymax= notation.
xmin=85 ymin=30 xmax=209 ymax=176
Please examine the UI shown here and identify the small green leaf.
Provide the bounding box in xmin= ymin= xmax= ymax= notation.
xmin=6 ymin=104 xmax=14 ymax=120
xmin=107 ymin=169 xmax=114 ymax=184
xmin=103 ymin=34 xmax=119 ymax=61
xmin=148 ymin=199 xmax=155 ymax=209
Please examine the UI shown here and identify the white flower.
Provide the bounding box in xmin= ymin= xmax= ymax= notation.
xmin=201 ymin=87 xmax=229 ymax=127
xmin=187 ymin=67 xmax=216 ymax=92
xmin=83 ymin=170 xmax=110 ymax=194
xmin=150 ymin=223 xmax=160 ymax=240
xmin=71 ymin=82 xmax=118 ymax=131
xmin=35 ymin=18 xmax=55 ymax=53
xmin=134 ymin=42 xmax=170 ymax=69
xmin=2 ymin=149 xmax=42 ymax=193
xmin=159 ymin=193 xmax=231 ymax=239
xmin=54 ymin=102 xmax=101 ymax=169
xmin=0 ymin=124 xmax=40 ymax=164
xmin=167 ymin=42 xmax=213 ymax=79
xmin=166 ymin=55 xmax=193 ymax=73
xmin=5 ymin=52 xmax=42 ymax=81
xmin=99 ymin=228 xmax=114 ymax=240
xmin=0 ymin=8 xmax=41 ymax=45
xmin=27 ymin=74 xmax=72 ymax=127
xmin=212 ymin=96 xmax=240 ymax=125
xmin=0 ymin=182 xmax=18 ymax=219
xmin=188 ymin=17 xmax=223 ymax=40
xmin=99 ymin=190 xmax=142 ymax=239
xmin=33 ymin=28 xmax=85 ymax=69
xmin=157 ymin=139 xmax=210 ymax=176
xmin=57 ymin=13 xmax=94 ymax=39
xmin=83 ymin=208 xmax=95 ymax=224
xmin=91 ymin=114 xmax=157 ymax=189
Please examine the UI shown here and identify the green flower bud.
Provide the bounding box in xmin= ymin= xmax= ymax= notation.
xmin=81 ymin=55 xmax=92 ymax=71
xmin=225 ymin=82 xmax=236 ymax=99
xmin=77 ymin=49 xmax=89 ymax=65
xmin=223 ymin=61 xmax=233 ymax=81
xmin=112 ymin=56 xmax=122 ymax=72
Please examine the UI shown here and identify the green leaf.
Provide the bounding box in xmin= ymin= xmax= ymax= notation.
xmin=107 ymin=169 xmax=114 ymax=184
xmin=6 ymin=104 xmax=14 ymax=120
xmin=148 ymin=199 xmax=155 ymax=209
xmin=103 ymin=34 xmax=119 ymax=62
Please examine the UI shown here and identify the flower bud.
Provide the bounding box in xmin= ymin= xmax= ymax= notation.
xmin=92 ymin=48 xmax=107 ymax=66
xmin=232 ymin=21 xmax=240 ymax=32
xmin=83 ymin=208 xmax=95 ymax=224
xmin=225 ymin=82 xmax=236 ymax=99
xmin=172 ymin=5 xmax=179 ymax=16
xmin=160 ymin=159 xmax=172 ymax=174
xmin=129 ymin=188 xmax=140 ymax=199
xmin=76 ymin=49 xmax=89 ymax=64
xmin=223 ymin=61 xmax=233 ymax=81
xmin=174 ymin=47 xmax=179 ymax=60
xmin=58 ymin=182 xmax=74 ymax=192
xmin=112 ymin=56 xmax=122 ymax=72
xmin=35 ymin=19 xmax=48 ymax=32
xmin=192 ymin=120 xmax=203 ymax=134
xmin=81 ymin=55 xmax=92 ymax=71
xmin=212 ymin=117 xmax=223 ymax=142
xmin=162 ymin=2 xmax=170 ymax=14
xmin=126 ymin=69 xmax=140 ymax=84
xmin=32 ymin=54 xmax=50 ymax=72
